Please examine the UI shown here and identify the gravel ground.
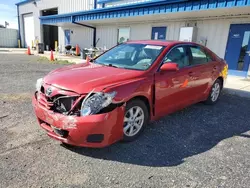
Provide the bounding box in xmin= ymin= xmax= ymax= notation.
xmin=0 ymin=54 xmax=250 ymax=188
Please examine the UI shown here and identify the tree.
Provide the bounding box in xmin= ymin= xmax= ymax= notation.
xmin=119 ymin=37 xmax=125 ymax=44
xmin=5 ymin=21 xmax=9 ymax=28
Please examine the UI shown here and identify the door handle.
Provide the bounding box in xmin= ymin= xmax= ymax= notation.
xmin=188 ymin=72 xmax=194 ymax=76
xmin=213 ymin=66 xmax=217 ymax=71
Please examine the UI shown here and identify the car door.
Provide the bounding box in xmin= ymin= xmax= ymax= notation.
xmin=154 ymin=45 xmax=197 ymax=117
xmin=188 ymin=45 xmax=217 ymax=101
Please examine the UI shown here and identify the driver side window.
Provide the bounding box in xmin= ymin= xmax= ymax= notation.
xmin=164 ymin=46 xmax=190 ymax=68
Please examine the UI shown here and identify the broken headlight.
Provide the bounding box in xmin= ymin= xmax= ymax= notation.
xmin=36 ymin=78 xmax=43 ymax=91
xmin=80 ymin=91 xmax=117 ymax=116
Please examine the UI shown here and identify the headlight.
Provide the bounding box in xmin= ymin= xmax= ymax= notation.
xmin=36 ymin=78 xmax=43 ymax=91
xmin=80 ymin=91 xmax=117 ymax=116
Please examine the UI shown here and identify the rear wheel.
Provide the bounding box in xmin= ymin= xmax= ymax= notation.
xmin=123 ymin=100 xmax=149 ymax=142
xmin=205 ymin=79 xmax=222 ymax=105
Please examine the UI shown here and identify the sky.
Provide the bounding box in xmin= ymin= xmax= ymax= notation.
xmin=0 ymin=0 xmax=21 ymax=29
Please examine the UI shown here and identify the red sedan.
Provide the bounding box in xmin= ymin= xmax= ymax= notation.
xmin=32 ymin=40 xmax=228 ymax=148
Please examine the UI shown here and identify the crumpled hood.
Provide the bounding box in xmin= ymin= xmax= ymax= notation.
xmin=44 ymin=63 xmax=142 ymax=94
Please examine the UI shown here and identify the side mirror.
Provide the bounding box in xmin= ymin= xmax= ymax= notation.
xmin=160 ymin=62 xmax=179 ymax=71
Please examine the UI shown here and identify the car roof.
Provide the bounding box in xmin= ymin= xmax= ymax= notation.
xmin=126 ymin=40 xmax=199 ymax=47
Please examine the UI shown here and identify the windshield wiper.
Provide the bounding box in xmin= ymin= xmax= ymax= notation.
xmin=93 ymin=61 xmax=118 ymax=68
xmin=108 ymin=64 xmax=139 ymax=70
xmin=93 ymin=62 xmax=124 ymax=69
xmin=100 ymin=63 xmax=119 ymax=68
xmin=89 ymin=59 xmax=95 ymax=63
xmin=107 ymin=64 xmax=118 ymax=68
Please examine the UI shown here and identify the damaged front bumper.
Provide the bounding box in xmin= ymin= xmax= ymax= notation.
xmin=32 ymin=95 xmax=125 ymax=148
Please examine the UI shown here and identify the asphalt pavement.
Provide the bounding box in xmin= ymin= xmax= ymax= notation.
xmin=0 ymin=54 xmax=250 ymax=188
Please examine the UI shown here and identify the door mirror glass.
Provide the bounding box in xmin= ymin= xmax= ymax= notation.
xmin=160 ymin=62 xmax=179 ymax=71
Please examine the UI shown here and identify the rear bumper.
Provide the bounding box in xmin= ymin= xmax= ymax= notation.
xmin=32 ymin=95 xmax=125 ymax=148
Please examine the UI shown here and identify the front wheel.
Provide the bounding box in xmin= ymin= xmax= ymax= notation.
xmin=205 ymin=79 xmax=222 ymax=105
xmin=123 ymin=100 xmax=149 ymax=142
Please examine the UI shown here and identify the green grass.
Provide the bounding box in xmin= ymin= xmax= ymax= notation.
xmin=37 ymin=56 xmax=74 ymax=65
xmin=37 ymin=56 xmax=49 ymax=62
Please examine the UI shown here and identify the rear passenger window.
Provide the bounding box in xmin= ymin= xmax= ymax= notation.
xmin=190 ymin=46 xmax=211 ymax=65
xmin=206 ymin=52 xmax=213 ymax=62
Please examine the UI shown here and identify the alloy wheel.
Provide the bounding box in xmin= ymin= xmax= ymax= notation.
xmin=211 ymin=82 xmax=221 ymax=102
xmin=123 ymin=106 xmax=144 ymax=137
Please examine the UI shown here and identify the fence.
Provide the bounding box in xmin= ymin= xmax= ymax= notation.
xmin=0 ymin=28 xmax=18 ymax=48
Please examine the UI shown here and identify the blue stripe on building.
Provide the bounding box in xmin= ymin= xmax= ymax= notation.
xmin=40 ymin=0 xmax=250 ymax=25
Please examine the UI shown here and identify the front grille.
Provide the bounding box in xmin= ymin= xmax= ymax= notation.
xmin=37 ymin=93 xmax=78 ymax=114
xmin=37 ymin=84 xmax=83 ymax=115
xmin=52 ymin=96 xmax=78 ymax=114
xmin=38 ymin=92 xmax=53 ymax=109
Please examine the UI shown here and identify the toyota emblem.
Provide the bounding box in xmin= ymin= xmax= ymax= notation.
xmin=45 ymin=87 xmax=53 ymax=97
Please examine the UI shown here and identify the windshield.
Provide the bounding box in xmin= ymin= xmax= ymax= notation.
xmin=94 ymin=43 xmax=165 ymax=70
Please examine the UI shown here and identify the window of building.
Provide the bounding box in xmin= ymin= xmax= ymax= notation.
xmin=164 ymin=46 xmax=190 ymax=68
xmin=118 ymin=28 xmax=130 ymax=44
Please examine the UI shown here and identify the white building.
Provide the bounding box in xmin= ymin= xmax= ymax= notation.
xmin=17 ymin=0 xmax=250 ymax=77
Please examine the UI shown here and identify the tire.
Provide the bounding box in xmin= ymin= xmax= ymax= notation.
xmin=205 ymin=79 xmax=222 ymax=105
xmin=123 ymin=99 xmax=149 ymax=142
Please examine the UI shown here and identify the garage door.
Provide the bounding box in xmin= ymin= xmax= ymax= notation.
xmin=23 ymin=14 xmax=35 ymax=48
